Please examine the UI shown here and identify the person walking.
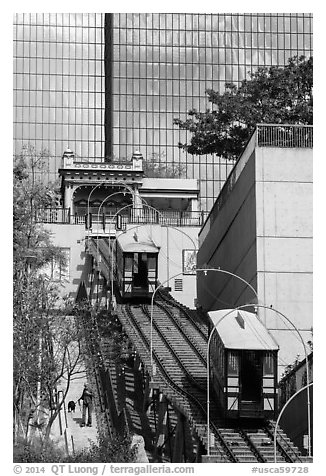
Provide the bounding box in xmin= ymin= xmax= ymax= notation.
xmin=78 ymin=383 xmax=93 ymax=427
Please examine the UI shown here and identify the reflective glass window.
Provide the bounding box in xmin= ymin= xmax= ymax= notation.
xmin=13 ymin=13 xmax=313 ymax=209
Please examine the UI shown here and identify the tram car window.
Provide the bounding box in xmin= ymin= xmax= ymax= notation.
xmin=115 ymin=231 xmax=159 ymax=300
xmin=208 ymin=309 xmax=279 ymax=420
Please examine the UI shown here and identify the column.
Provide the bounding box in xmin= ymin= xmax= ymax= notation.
xmin=190 ymin=198 xmax=199 ymax=213
xmin=64 ymin=183 xmax=74 ymax=215
xmin=132 ymin=185 xmax=143 ymax=220
xmin=190 ymin=198 xmax=199 ymax=225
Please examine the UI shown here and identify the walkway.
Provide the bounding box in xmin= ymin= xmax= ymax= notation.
xmin=51 ymin=369 xmax=98 ymax=454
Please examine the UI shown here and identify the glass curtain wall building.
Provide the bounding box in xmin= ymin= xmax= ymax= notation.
xmin=13 ymin=13 xmax=313 ymax=210
xmin=13 ymin=13 xmax=105 ymax=182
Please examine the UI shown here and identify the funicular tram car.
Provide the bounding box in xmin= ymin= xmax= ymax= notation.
xmin=208 ymin=309 xmax=279 ymax=420
xmin=115 ymin=230 xmax=159 ymax=300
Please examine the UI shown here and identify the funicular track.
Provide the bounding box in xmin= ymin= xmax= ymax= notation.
xmin=142 ymin=302 xmax=207 ymax=368
xmin=140 ymin=303 xmax=207 ymax=402
xmin=120 ymin=303 xmax=235 ymax=462
xmin=157 ymin=290 xmax=208 ymax=341
xmin=114 ymin=301 xmax=308 ymax=463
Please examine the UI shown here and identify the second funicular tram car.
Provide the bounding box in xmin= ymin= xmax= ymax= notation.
xmin=208 ymin=309 xmax=279 ymax=420
xmin=115 ymin=229 xmax=159 ymax=300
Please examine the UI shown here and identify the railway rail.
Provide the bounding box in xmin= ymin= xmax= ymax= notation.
xmin=157 ymin=289 xmax=208 ymax=340
xmin=142 ymin=302 xmax=207 ymax=370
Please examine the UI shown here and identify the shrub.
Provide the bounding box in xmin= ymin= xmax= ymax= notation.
xmin=13 ymin=434 xmax=137 ymax=463
xmin=13 ymin=437 xmax=66 ymax=463
xmin=66 ymin=435 xmax=137 ymax=463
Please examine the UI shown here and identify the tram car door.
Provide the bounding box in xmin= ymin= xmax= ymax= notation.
xmin=239 ymin=350 xmax=263 ymax=417
xmin=133 ymin=253 xmax=148 ymax=289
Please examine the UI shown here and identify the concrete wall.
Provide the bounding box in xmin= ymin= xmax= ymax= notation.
xmin=197 ymin=149 xmax=258 ymax=311
xmin=161 ymin=226 xmax=198 ymax=309
xmin=44 ymin=223 xmax=91 ymax=301
xmin=197 ymin=145 xmax=313 ymax=371
xmin=278 ymin=355 xmax=313 ymax=455
xmin=255 ymin=147 xmax=313 ymax=367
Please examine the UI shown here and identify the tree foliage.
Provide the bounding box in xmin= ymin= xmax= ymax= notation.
xmin=13 ymin=146 xmax=84 ymax=448
xmin=13 ymin=145 xmax=61 ymax=273
xmin=14 ymin=434 xmax=136 ymax=463
xmin=174 ymin=55 xmax=313 ymax=160
xmin=66 ymin=435 xmax=137 ymax=463
xmin=143 ymin=151 xmax=187 ymax=178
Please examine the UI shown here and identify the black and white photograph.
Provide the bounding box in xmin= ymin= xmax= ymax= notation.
xmin=10 ymin=5 xmax=317 ymax=471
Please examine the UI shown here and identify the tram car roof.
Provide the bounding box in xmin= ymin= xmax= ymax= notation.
xmin=208 ymin=309 xmax=279 ymax=351
xmin=117 ymin=229 xmax=160 ymax=254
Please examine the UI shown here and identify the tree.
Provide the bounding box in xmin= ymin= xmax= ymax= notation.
xmin=173 ymin=55 xmax=313 ymax=160
xmin=14 ymin=143 xmax=53 ymax=184
xmin=13 ymin=147 xmax=83 ymax=448
xmin=13 ymin=146 xmax=61 ymax=272
xmin=143 ymin=151 xmax=187 ymax=178
xmin=13 ymin=291 xmax=84 ymax=445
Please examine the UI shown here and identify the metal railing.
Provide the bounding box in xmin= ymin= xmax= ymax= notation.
xmin=257 ymin=124 xmax=313 ymax=148
xmin=72 ymin=214 xmax=86 ymax=225
xmin=37 ymin=208 xmax=204 ymax=228
xmin=126 ymin=208 xmax=204 ymax=227
xmin=35 ymin=208 xmax=70 ymax=224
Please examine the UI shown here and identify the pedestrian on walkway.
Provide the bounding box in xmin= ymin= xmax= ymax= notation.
xmin=78 ymin=383 xmax=93 ymax=427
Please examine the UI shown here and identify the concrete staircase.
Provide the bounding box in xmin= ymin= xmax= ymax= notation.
xmin=218 ymin=428 xmax=257 ymax=463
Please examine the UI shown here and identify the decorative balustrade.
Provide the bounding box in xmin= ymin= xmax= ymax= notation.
xmin=35 ymin=208 xmax=70 ymax=224
xmin=37 ymin=208 xmax=205 ymax=228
